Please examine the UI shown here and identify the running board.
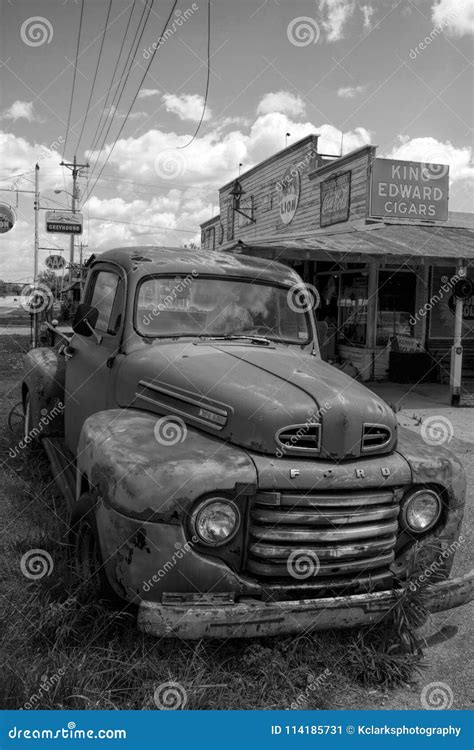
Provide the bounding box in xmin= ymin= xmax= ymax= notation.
xmin=43 ymin=437 xmax=76 ymax=509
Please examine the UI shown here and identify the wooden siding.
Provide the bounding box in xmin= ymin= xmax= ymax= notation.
xmin=205 ymin=140 xmax=374 ymax=253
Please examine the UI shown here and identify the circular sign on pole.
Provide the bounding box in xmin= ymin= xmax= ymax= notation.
xmin=278 ymin=165 xmax=300 ymax=225
xmin=45 ymin=254 xmax=66 ymax=270
xmin=0 ymin=203 xmax=16 ymax=234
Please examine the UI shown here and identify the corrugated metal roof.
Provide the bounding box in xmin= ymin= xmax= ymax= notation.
xmin=231 ymin=223 xmax=474 ymax=265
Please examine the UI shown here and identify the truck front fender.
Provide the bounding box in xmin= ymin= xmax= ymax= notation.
xmin=22 ymin=348 xmax=65 ymax=436
xmin=76 ymin=408 xmax=257 ymax=523
xmin=396 ymin=425 xmax=466 ymax=507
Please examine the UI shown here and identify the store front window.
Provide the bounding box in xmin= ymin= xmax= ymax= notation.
xmin=316 ymin=270 xmax=368 ymax=347
xmin=377 ymin=270 xmax=416 ymax=346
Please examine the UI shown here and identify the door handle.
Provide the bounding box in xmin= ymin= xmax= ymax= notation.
xmin=63 ymin=345 xmax=76 ymax=360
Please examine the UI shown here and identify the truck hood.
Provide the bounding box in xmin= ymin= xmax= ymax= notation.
xmin=116 ymin=342 xmax=397 ymax=459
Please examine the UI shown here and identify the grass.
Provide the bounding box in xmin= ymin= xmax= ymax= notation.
xmin=0 ymin=333 xmax=427 ymax=710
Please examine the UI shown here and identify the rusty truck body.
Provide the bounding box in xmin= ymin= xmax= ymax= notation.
xmin=22 ymin=246 xmax=473 ymax=638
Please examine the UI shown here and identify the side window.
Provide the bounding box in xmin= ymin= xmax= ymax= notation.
xmin=88 ymin=271 xmax=124 ymax=334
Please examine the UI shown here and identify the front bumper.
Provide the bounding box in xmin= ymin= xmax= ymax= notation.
xmin=137 ymin=569 xmax=474 ymax=639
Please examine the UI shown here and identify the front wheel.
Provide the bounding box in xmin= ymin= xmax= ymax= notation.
xmin=70 ymin=495 xmax=114 ymax=599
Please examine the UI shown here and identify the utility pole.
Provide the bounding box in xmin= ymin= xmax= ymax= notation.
xmin=0 ymin=164 xmax=41 ymax=346
xmin=33 ymin=163 xmax=40 ymax=347
xmin=60 ymin=155 xmax=89 ymax=285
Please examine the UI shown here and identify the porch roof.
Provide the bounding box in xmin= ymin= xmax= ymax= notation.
xmin=229 ymin=222 xmax=474 ymax=266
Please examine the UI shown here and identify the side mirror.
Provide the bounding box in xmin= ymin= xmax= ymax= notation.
xmin=72 ymin=303 xmax=100 ymax=340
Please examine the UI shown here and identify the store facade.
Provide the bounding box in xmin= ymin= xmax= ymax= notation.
xmin=200 ymin=135 xmax=474 ymax=383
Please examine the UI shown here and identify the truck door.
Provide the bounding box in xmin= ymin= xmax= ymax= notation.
xmin=64 ymin=265 xmax=125 ymax=453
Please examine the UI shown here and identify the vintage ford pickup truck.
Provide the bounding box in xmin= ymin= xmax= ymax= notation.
xmin=23 ymin=246 xmax=473 ymax=638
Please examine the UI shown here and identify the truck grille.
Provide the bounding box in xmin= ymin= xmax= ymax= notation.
xmin=276 ymin=424 xmax=321 ymax=454
xmin=361 ymin=423 xmax=392 ymax=453
xmin=246 ymin=489 xmax=401 ymax=587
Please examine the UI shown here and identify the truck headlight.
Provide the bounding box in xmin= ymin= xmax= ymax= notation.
xmin=401 ymin=489 xmax=442 ymax=532
xmin=192 ymin=498 xmax=240 ymax=546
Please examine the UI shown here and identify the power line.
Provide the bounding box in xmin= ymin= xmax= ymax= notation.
xmin=82 ymin=0 xmax=179 ymax=205
xmin=178 ymin=0 xmax=211 ymax=150
xmin=88 ymin=0 xmax=152 ymax=176
xmin=75 ymin=0 xmax=113 ymax=156
xmin=88 ymin=216 xmax=196 ymax=232
xmin=62 ymin=0 xmax=86 ymax=158
xmin=87 ymin=1 xmax=137 ymax=156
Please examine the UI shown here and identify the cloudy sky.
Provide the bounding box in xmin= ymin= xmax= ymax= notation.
xmin=0 ymin=0 xmax=473 ymax=282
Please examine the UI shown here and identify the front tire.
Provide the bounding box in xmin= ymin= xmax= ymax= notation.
xmin=70 ymin=494 xmax=114 ymax=599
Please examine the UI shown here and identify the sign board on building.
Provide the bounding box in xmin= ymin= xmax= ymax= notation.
xmin=45 ymin=210 xmax=83 ymax=234
xmin=0 ymin=203 xmax=16 ymax=234
xmin=278 ymin=165 xmax=300 ymax=225
xmin=320 ymin=171 xmax=351 ymax=227
xmin=237 ymin=197 xmax=253 ymax=227
xmin=45 ymin=254 xmax=66 ymax=270
xmin=429 ymin=266 xmax=474 ymax=339
xmin=370 ymin=158 xmax=449 ymax=222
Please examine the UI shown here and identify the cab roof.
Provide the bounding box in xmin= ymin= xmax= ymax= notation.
xmin=93 ymin=246 xmax=300 ymax=287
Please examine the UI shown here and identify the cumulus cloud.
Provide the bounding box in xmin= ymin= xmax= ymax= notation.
xmin=2 ymin=99 xmax=471 ymax=282
xmin=257 ymin=91 xmax=307 ymax=117
xmin=431 ymin=0 xmax=474 ymax=37
xmin=138 ymin=88 xmax=160 ymax=99
xmin=1 ymin=100 xmax=40 ymax=122
xmin=337 ymin=84 xmax=367 ymax=98
xmin=319 ymin=0 xmax=355 ymax=41
xmin=361 ymin=4 xmax=374 ymax=31
xmin=386 ymin=136 xmax=474 ymax=183
xmin=107 ymin=105 xmax=147 ymax=121
xmin=162 ymin=93 xmax=211 ymax=122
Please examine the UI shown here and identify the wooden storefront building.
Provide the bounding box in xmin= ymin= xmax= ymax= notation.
xmin=200 ymin=134 xmax=474 ymax=385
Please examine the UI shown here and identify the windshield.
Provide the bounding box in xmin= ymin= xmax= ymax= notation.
xmin=135 ymin=276 xmax=311 ymax=344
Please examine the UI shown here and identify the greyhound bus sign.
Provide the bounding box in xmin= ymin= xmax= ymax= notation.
xmin=45 ymin=210 xmax=83 ymax=235
xmin=370 ymin=158 xmax=449 ymax=222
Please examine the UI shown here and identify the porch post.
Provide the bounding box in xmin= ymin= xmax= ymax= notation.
xmin=366 ymin=262 xmax=378 ymax=380
xmin=450 ymin=260 xmax=466 ymax=407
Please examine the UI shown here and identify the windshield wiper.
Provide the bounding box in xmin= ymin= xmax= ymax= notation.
xmin=199 ymin=334 xmax=272 ymax=346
